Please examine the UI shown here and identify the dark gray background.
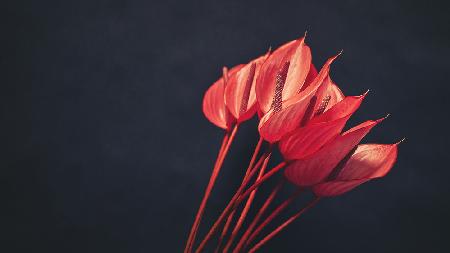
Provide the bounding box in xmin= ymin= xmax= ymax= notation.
xmin=2 ymin=0 xmax=449 ymax=252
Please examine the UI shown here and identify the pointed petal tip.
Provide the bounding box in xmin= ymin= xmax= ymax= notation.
xmin=297 ymin=34 xmax=307 ymax=45
xmin=327 ymin=51 xmax=343 ymax=65
xmin=222 ymin=67 xmax=229 ymax=84
xmin=376 ymin=114 xmax=390 ymax=123
xmin=396 ymin=137 xmax=406 ymax=145
xmin=222 ymin=66 xmax=228 ymax=75
xmin=357 ymin=90 xmax=370 ymax=99
xmin=342 ymin=91 xmax=368 ymax=103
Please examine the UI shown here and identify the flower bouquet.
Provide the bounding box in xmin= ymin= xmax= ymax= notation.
xmin=185 ymin=34 xmax=402 ymax=253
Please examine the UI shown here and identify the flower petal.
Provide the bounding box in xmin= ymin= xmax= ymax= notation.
xmin=225 ymin=54 xmax=268 ymax=122
xmin=337 ymin=143 xmax=399 ymax=180
xmin=258 ymin=54 xmax=339 ymax=143
xmin=311 ymin=76 xmax=335 ymax=115
xmin=325 ymin=79 xmax=345 ymax=110
xmin=202 ymin=65 xmax=243 ymax=129
xmin=257 ymin=86 xmax=316 ymax=143
xmin=311 ymin=75 xmax=345 ymax=116
xmin=313 ymin=142 xmax=399 ymax=197
xmin=279 ymin=116 xmax=349 ymax=161
xmin=278 ymin=93 xmax=366 ymax=160
xmin=303 ymin=63 xmax=318 ymax=90
xmin=203 ymin=78 xmax=228 ymax=129
xmin=283 ymin=40 xmax=312 ymax=100
xmin=256 ymin=37 xmax=311 ymax=114
xmin=311 ymin=179 xmax=368 ymax=197
xmin=310 ymin=92 xmax=367 ymax=125
xmin=283 ymin=118 xmax=383 ymax=186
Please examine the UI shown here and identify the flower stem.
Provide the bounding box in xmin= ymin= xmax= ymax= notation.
xmin=236 ymin=161 xmax=287 ymax=204
xmin=232 ymin=179 xmax=285 ymax=253
xmin=222 ymin=143 xmax=269 ymax=252
xmin=185 ymin=124 xmax=239 ymax=253
xmin=215 ymin=210 xmax=235 ymax=253
xmin=215 ymin=137 xmax=264 ymax=252
xmin=195 ymin=153 xmax=273 ymax=253
xmin=248 ymin=198 xmax=321 ymax=253
xmin=244 ymin=188 xmax=303 ymax=248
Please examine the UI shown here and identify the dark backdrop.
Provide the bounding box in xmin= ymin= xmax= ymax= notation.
xmin=3 ymin=0 xmax=450 ymax=252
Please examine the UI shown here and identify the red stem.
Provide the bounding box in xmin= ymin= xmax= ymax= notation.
xmin=222 ymin=145 xmax=269 ymax=252
xmin=215 ymin=210 xmax=235 ymax=253
xmin=215 ymin=137 xmax=264 ymax=253
xmin=195 ymin=154 xmax=273 ymax=253
xmin=248 ymin=198 xmax=321 ymax=253
xmin=185 ymin=124 xmax=239 ymax=253
xmin=237 ymin=161 xmax=287 ymax=204
xmin=195 ymin=159 xmax=286 ymax=253
xmin=243 ymin=137 xmax=264 ymax=179
xmin=245 ymin=188 xmax=303 ymax=248
xmin=232 ymin=179 xmax=285 ymax=253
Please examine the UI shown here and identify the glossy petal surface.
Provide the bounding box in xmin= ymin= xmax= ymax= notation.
xmin=278 ymin=93 xmax=365 ymax=160
xmin=310 ymin=93 xmax=366 ymax=125
xmin=313 ymin=143 xmax=399 ymax=197
xmin=258 ymin=55 xmax=340 ymax=143
xmin=202 ymin=65 xmax=244 ymax=129
xmin=225 ymin=54 xmax=268 ymax=122
xmin=338 ymin=144 xmax=399 ymax=180
xmin=279 ymin=116 xmax=348 ymax=161
xmin=256 ymin=37 xmax=312 ymax=114
xmin=203 ymin=78 xmax=228 ymax=129
xmin=313 ymin=75 xmax=345 ymax=115
xmin=283 ymin=118 xmax=382 ymax=186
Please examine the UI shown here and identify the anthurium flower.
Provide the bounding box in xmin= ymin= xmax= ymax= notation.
xmin=225 ymin=54 xmax=269 ymax=123
xmin=279 ymin=92 xmax=367 ymax=160
xmin=255 ymin=36 xmax=314 ymax=115
xmin=257 ymin=54 xmax=341 ymax=143
xmin=312 ymin=142 xmax=399 ymax=197
xmin=284 ymin=117 xmax=385 ymax=187
xmin=202 ymin=64 xmax=244 ymax=130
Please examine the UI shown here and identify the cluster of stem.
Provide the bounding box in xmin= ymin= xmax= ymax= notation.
xmin=185 ymin=124 xmax=320 ymax=253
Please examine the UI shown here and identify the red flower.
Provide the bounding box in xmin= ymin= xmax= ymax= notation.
xmin=283 ymin=117 xmax=388 ymax=187
xmin=192 ymin=35 xmax=402 ymax=252
xmin=202 ymin=64 xmax=244 ymax=130
xmin=312 ymin=142 xmax=399 ymax=197
xmin=256 ymin=36 xmax=342 ymax=142
xmin=278 ymin=92 xmax=365 ymax=160
xmin=202 ymin=54 xmax=268 ymax=130
xmin=255 ymin=36 xmax=314 ymax=115
xmin=225 ymin=54 xmax=269 ymax=123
